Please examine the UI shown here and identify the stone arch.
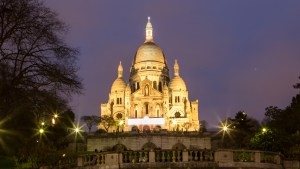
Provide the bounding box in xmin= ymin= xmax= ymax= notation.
xmin=153 ymin=125 xmax=161 ymax=132
xmin=142 ymin=142 xmax=157 ymax=151
xmin=143 ymin=125 xmax=150 ymax=132
xmin=131 ymin=125 xmax=139 ymax=132
xmin=172 ymin=143 xmax=186 ymax=150
xmin=112 ymin=143 xmax=127 ymax=152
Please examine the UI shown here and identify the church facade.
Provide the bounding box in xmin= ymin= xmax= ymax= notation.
xmin=100 ymin=17 xmax=200 ymax=132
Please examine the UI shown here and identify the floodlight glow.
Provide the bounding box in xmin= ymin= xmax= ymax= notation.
xmin=223 ymin=126 xmax=228 ymax=131
xmin=41 ymin=122 xmax=45 ymax=126
xmin=75 ymin=128 xmax=79 ymax=133
xmin=39 ymin=129 xmax=44 ymax=134
xmin=262 ymin=128 xmax=267 ymax=133
xmin=54 ymin=114 xmax=58 ymax=118
xmin=128 ymin=118 xmax=164 ymax=125
xmin=172 ymin=120 xmax=177 ymax=125
xmin=119 ymin=120 xmax=124 ymax=125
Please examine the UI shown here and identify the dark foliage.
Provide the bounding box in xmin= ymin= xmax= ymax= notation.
xmin=0 ymin=0 xmax=82 ymax=163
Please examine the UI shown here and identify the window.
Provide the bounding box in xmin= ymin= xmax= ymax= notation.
xmin=137 ymin=82 xmax=140 ymax=90
xmin=157 ymin=110 xmax=159 ymax=117
xmin=153 ymin=66 xmax=157 ymax=69
xmin=175 ymin=112 xmax=181 ymax=118
xmin=158 ymin=82 xmax=162 ymax=92
xmin=116 ymin=113 xmax=123 ymax=119
xmin=175 ymin=96 xmax=180 ymax=103
xmin=145 ymin=104 xmax=149 ymax=114
xmin=135 ymin=110 xmax=138 ymax=118
xmin=116 ymin=98 xmax=122 ymax=104
xmin=153 ymin=81 xmax=157 ymax=89
xmin=141 ymin=67 xmax=145 ymax=70
xmin=147 ymin=66 xmax=151 ymax=69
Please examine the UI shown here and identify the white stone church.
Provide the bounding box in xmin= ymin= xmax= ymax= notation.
xmin=99 ymin=17 xmax=200 ymax=132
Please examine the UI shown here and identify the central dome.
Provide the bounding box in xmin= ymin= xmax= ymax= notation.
xmin=134 ymin=42 xmax=166 ymax=64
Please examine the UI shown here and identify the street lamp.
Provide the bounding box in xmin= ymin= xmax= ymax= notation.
xmin=52 ymin=114 xmax=58 ymax=125
xmin=72 ymin=126 xmax=82 ymax=152
xmin=222 ymin=126 xmax=228 ymax=132
xmin=39 ymin=128 xmax=44 ymax=134
xmin=118 ymin=120 xmax=124 ymax=133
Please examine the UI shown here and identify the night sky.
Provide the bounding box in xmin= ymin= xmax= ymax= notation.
xmin=46 ymin=1 xmax=300 ymax=128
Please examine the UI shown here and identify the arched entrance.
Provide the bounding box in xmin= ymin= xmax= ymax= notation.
xmin=143 ymin=125 xmax=150 ymax=133
xmin=132 ymin=125 xmax=139 ymax=132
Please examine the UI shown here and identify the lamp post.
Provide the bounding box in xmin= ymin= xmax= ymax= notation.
xmin=52 ymin=114 xmax=58 ymax=125
xmin=74 ymin=127 xmax=80 ymax=152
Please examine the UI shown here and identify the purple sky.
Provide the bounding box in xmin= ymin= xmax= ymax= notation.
xmin=46 ymin=1 xmax=300 ymax=128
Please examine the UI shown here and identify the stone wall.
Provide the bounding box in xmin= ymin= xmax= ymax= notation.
xmin=87 ymin=133 xmax=211 ymax=151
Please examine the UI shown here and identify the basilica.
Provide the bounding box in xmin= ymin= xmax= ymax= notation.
xmin=100 ymin=17 xmax=200 ymax=132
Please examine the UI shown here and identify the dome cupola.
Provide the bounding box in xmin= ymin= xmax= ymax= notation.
xmin=169 ymin=60 xmax=187 ymax=91
xmin=111 ymin=62 xmax=126 ymax=93
xmin=133 ymin=17 xmax=167 ymax=65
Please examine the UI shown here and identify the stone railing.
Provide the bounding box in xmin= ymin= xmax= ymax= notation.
xmin=73 ymin=149 xmax=294 ymax=169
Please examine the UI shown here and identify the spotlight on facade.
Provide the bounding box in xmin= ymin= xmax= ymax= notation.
xmin=172 ymin=120 xmax=177 ymax=125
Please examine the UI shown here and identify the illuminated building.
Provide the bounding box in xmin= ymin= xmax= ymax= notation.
xmin=100 ymin=17 xmax=200 ymax=132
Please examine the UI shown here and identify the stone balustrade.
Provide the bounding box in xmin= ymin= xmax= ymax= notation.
xmin=72 ymin=149 xmax=298 ymax=169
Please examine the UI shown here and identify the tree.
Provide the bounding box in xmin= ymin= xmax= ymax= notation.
xmin=0 ymin=0 xmax=82 ymax=157
xmin=80 ymin=115 xmax=100 ymax=133
xmin=200 ymin=120 xmax=208 ymax=133
xmin=249 ymin=129 xmax=287 ymax=152
xmin=258 ymin=76 xmax=300 ymax=156
xmin=229 ymin=111 xmax=260 ymax=148
xmin=99 ymin=115 xmax=116 ymax=132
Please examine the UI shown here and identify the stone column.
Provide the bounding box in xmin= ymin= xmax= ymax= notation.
xmin=149 ymin=150 xmax=155 ymax=163
xmin=119 ymin=153 xmax=123 ymax=164
xmin=182 ymin=150 xmax=189 ymax=162
xmin=77 ymin=156 xmax=83 ymax=167
xmin=255 ymin=151 xmax=261 ymax=163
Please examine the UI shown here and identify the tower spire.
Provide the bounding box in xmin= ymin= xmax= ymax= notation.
xmin=145 ymin=16 xmax=153 ymax=42
xmin=118 ymin=61 xmax=123 ymax=78
xmin=174 ymin=59 xmax=179 ymax=76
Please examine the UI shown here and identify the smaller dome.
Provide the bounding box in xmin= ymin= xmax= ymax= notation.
xmin=169 ymin=76 xmax=186 ymax=91
xmin=111 ymin=78 xmax=126 ymax=93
